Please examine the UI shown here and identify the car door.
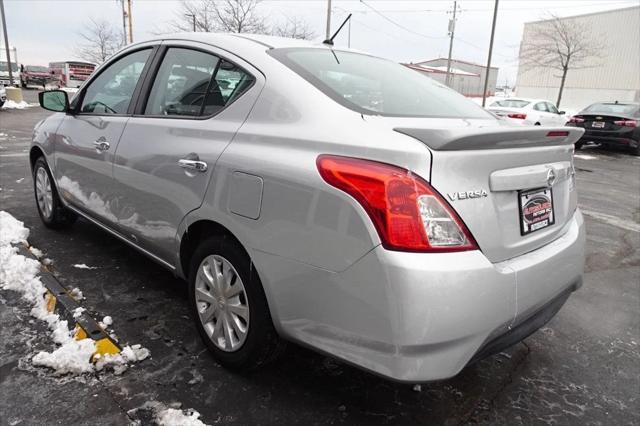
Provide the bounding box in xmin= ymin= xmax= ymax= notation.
xmin=545 ymin=102 xmax=566 ymax=125
xmin=111 ymin=42 xmax=263 ymax=265
xmin=53 ymin=47 xmax=155 ymax=225
xmin=531 ymin=102 xmax=552 ymax=125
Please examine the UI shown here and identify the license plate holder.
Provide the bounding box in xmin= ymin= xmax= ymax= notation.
xmin=592 ymin=121 xmax=605 ymax=128
xmin=518 ymin=187 xmax=555 ymax=235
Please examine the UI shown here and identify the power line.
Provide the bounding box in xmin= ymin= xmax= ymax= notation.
xmin=359 ymin=0 xmax=447 ymax=40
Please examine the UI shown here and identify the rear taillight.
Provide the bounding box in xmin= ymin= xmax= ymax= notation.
xmin=507 ymin=113 xmax=527 ymax=119
xmin=569 ymin=116 xmax=585 ymax=124
xmin=547 ymin=131 xmax=569 ymax=137
xmin=316 ymin=155 xmax=478 ymax=253
xmin=613 ymin=119 xmax=637 ymax=127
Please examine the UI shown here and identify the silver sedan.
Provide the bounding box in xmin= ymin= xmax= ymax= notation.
xmin=31 ymin=33 xmax=585 ymax=382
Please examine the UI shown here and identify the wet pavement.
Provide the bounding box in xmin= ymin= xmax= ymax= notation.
xmin=1 ymin=90 xmax=639 ymax=425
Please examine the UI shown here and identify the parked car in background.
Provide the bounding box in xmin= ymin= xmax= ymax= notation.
xmin=48 ymin=61 xmax=96 ymax=88
xmin=488 ymin=98 xmax=567 ymax=126
xmin=20 ymin=65 xmax=53 ymax=88
xmin=0 ymin=60 xmax=20 ymax=87
xmin=32 ymin=34 xmax=586 ymax=383
xmin=567 ymin=102 xmax=640 ymax=155
xmin=0 ymin=84 xmax=6 ymax=108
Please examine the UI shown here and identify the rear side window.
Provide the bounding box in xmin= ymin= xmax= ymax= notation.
xmin=145 ymin=48 xmax=255 ymax=117
xmin=80 ymin=49 xmax=151 ymax=114
xmin=533 ymin=102 xmax=548 ymax=112
xmin=269 ymin=48 xmax=492 ymax=119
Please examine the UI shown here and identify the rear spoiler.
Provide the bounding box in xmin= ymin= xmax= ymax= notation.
xmin=394 ymin=126 xmax=584 ymax=151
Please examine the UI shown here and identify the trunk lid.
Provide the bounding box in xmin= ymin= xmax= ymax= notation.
xmin=366 ymin=116 xmax=584 ymax=262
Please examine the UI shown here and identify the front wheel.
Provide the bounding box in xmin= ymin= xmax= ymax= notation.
xmin=188 ymin=237 xmax=285 ymax=370
xmin=32 ymin=157 xmax=76 ymax=228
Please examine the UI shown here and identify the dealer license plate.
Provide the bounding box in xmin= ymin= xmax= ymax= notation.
xmin=519 ymin=187 xmax=555 ymax=235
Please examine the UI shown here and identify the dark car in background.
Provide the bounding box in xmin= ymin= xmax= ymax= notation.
xmin=567 ymin=102 xmax=640 ymax=155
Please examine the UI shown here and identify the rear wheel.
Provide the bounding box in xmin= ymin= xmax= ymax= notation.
xmin=188 ymin=237 xmax=285 ymax=370
xmin=633 ymin=143 xmax=640 ymax=156
xmin=33 ymin=157 xmax=76 ymax=228
xmin=574 ymin=141 xmax=584 ymax=151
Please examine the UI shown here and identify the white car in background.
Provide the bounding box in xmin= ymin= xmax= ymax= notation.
xmin=488 ymin=98 xmax=568 ymax=126
xmin=0 ymin=84 xmax=6 ymax=108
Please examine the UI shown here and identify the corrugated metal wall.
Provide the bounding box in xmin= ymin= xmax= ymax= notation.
xmin=516 ymin=6 xmax=640 ymax=110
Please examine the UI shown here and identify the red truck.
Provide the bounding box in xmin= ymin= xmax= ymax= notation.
xmin=20 ymin=65 xmax=52 ymax=88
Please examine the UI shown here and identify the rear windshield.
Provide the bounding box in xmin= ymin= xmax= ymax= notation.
xmin=269 ymin=48 xmax=492 ymax=119
xmin=490 ymin=99 xmax=530 ymax=108
xmin=582 ymin=103 xmax=639 ymax=116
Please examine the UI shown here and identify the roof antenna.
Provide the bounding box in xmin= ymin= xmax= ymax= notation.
xmin=323 ymin=13 xmax=352 ymax=46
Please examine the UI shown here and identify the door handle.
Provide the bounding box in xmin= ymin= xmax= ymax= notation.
xmin=178 ymin=159 xmax=208 ymax=172
xmin=93 ymin=138 xmax=110 ymax=152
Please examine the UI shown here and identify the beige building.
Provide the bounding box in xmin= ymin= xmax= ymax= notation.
xmin=516 ymin=7 xmax=640 ymax=110
xmin=406 ymin=58 xmax=498 ymax=97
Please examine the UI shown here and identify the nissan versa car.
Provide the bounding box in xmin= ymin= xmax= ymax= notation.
xmin=31 ymin=34 xmax=585 ymax=382
xmin=567 ymin=101 xmax=639 ymax=155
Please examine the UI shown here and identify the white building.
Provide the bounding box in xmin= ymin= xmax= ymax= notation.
xmin=516 ymin=7 xmax=640 ymax=111
xmin=406 ymin=58 xmax=498 ymax=97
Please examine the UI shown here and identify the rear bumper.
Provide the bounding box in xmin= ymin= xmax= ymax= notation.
xmin=255 ymin=210 xmax=585 ymax=382
xmin=579 ymin=133 xmax=638 ymax=147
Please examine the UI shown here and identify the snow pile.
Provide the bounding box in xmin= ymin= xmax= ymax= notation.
xmin=0 ymin=210 xmax=150 ymax=376
xmin=156 ymin=407 xmax=208 ymax=426
xmin=95 ymin=344 xmax=150 ymax=375
xmin=1 ymin=100 xmax=34 ymax=110
xmin=73 ymin=263 xmax=98 ymax=270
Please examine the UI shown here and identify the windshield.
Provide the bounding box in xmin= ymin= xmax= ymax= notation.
xmin=26 ymin=66 xmax=49 ymax=73
xmin=582 ymin=103 xmax=639 ymax=116
xmin=269 ymin=48 xmax=493 ymax=119
xmin=0 ymin=61 xmax=19 ymax=72
xmin=490 ymin=99 xmax=530 ymax=108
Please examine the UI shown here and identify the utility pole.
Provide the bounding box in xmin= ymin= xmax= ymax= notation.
xmin=347 ymin=17 xmax=351 ymax=48
xmin=118 ymin=0 xmax=127 ymax=46
xmin=325 ymin=0 xmax=332 ymax=40
xmin=127 ymin=0 xmax=133 ymax=43
xmin=445 ymin=1 xmax=458 ymax=87
xmin=482 ymin=0 xmax=499 ymax=107
xmin=186 ymin=13 xmax=196 ymax=31
xmin=0 ymin=0 xmax=13 ymax=85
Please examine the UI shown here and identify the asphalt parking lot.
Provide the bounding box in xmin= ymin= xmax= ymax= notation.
xmin=1 ymin=90 xmax=639 ymax=425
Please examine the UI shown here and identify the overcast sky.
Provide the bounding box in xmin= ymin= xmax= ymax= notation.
xmin=2 ymin=0 xmax=639 ymax=84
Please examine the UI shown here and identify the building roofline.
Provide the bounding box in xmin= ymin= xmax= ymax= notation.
xmin=413 ymin=57 xmax=499 ymax=69
xmin=403 ymin=63 xmax=480 ymax=77
xmin=524 ymin=5 xmax=640 ymax=25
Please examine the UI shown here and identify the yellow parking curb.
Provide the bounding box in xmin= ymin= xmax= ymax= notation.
xmin=23 ymin=245 xmax=122 ymax=361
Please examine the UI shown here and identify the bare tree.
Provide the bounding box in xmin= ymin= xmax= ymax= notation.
xmin=74 ymin=18 xmax=120 ymax=64
xmin=519 ymin=13 xmax=604 ymax=107
xmin=161 ymin=0 xmax=267 ymax=34
xmin=272 ymin=16 xmax=316 ymax=40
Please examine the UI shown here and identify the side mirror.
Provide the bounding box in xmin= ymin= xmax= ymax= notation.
xmin=558 ymin=111 xmax=565 ymax=115
xmin=39 ymin=90 xmax=69 ymax=112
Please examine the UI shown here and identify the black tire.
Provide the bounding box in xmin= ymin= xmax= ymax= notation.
xmin=32 ymin=157 xmax=77 ymax=229
xmin=575 ymin=141 xmax=584 ymax=151
xmin=188 ymin=237 xmax=285 ymax=370
xmin=633 ymin=143 xmax=640 ymax=156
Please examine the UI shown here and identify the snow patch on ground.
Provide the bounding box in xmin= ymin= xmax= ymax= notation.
xmin=129 ymin=401 xmax=209 ymax=426
xmin=0 ymin=210 xmax=151 ymax=376
xmin=1 ymin=100 xmax=35 ymax=110
xmin=73 ymin=263 xmax=98 ymax=270
xmin=15 ymin=178 xmax=24 ymax=183
xmin=574 ymin=154 xmax=597 ymax=160
xmin=28 ymin=246 xmax=43 ymax=258
xmin=156 ymin=407 xmax=208 ymax=426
